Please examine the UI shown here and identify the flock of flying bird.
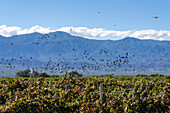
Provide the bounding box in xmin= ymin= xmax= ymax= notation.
xmin=0 ymin=14 xmax=167 ymax=76
xmin=0 ymin=46 xmax=136 ymax=75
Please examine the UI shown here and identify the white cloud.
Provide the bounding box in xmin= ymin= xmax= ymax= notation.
xmin=129 ymin=30 xmax=170 ymax=40
xmin=58 ymin=27 xmax=132 ymax=39
xmin=0 ymin=25 xmax=52 ymax=37
xmin=58 ymin=27 xmax=170 ymax=40
xmin=0 ymin=25 xmax=170 ymax=41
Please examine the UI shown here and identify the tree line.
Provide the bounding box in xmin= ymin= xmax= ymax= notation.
xmin=15 ymin=70 xmax=83 ymax=77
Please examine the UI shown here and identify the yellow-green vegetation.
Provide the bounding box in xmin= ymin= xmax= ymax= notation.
xmin=0 ymin=76 xmax=169 ymax=113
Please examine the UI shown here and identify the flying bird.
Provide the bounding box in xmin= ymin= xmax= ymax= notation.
xmin=70 ymin=28 xmax=72 ymax=32
xmin=153 ymin=16 xmax=158 ymax=19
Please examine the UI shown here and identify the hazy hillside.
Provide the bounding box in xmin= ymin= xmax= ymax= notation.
xmin=0 ymin=31 xmax=170 ymax=76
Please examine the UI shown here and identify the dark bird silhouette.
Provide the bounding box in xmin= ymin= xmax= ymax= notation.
xmin=70 ymin=28 xmax=72 ymax=32
xmin=153 ymin=16 xmax=158 ymax=19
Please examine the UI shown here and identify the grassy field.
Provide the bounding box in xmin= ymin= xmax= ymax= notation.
xmin=0 ymin=76 xmax=169 ymax=113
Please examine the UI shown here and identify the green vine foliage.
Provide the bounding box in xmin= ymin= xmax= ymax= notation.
xmin=0 ymin=76 xmax=169 ymax=113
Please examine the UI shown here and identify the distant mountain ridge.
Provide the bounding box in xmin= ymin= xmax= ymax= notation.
xmin=0 ymin=31 xmax=170 ymax=76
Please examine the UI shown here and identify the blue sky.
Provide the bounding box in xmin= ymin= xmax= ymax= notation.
xmin=0 ymin=0 xmax=170 ymax=40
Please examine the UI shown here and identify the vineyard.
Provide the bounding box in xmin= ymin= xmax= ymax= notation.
xmin=0 ymin=76 xmax=169 ymax=113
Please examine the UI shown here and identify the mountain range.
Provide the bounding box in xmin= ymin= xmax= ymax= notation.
xmin=0 ymin=31 xmax=170 ymax=77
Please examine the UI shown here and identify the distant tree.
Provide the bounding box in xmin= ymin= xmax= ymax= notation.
xmin=165 ymin=75 xmax=170 ymax=79
xmin=136 ymin=74 xmax=148 ymax=77
xmin=32 ymin=71 xmax=39 ymax=77
xmin=150 ymin=73 xmax=159 ymax=77
xmin=39 ymin=72 xmax=50 ymax=77
xmin=16 ymin=69 xmax=31 ymax=77
xmin=51 ymin=75 xmax=59 ymax=77
xmin=159 ymin=74 xmax=164 ymax=77
xmin=16 ymin=70 xmax=51 ymax=77
xmin=68 ymin=71 xmax=82 ymax=77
